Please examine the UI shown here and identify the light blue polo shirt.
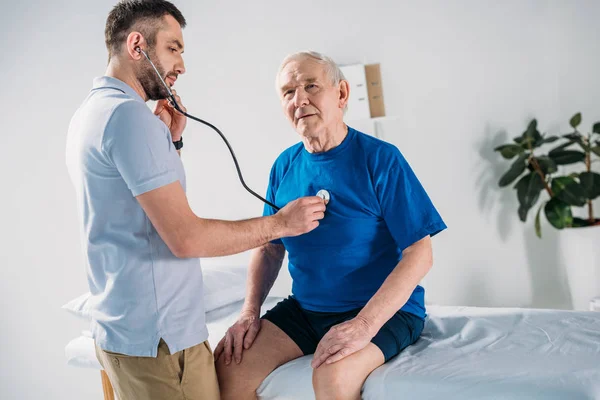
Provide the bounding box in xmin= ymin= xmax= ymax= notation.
xmin=66 ymin=76 xmax=207 ymax=357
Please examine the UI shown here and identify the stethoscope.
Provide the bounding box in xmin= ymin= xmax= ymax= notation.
xmin=137 ymin=47 xmax=331 ymax=210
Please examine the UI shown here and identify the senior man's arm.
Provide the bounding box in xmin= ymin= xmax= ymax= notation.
xmin=213 ymin=242 xmax=286 ymax=364
xmin=311 ymin=235 xmax=433 ymax=368
xmin=243 ymin=243 xmax=287 ymax=314
xmin=357 ymin=235 xmax=433 ymax=331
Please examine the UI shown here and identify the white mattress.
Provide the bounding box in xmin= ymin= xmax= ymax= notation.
xmin=66 ymin=300 xmax=600 ymax=399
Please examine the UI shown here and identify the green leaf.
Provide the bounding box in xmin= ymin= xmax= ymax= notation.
xmin=592 ymin=146 xmax=600 ymax=157
xmin=558 ymin=185 xmax=587 ymax=206
xmin=570 ymin=112 xmax=582 ymax=128
xmin=527 ymin=119 xmax=538 ymax=132
xmin=592 ymin=122 xmax=600 ymax=134
xmin=528 ymin=127 xmax=544 ymax=148
xmin=515 ymin=172 xmax=545 ymax=221
xmin=532 ymin=156 xmax=558 ymax=175
xmin=534 ymin=204 xmax=544 ymax=238
xmin=549 ymin=140 xmax=576 ymax=155
xmin=499 ymin=153 xmax=528 ymax=187
xmin=580 ymin=172 xmax=600 ymax=200
xmin=494 ymin=144 xmax=524 ymax=159
xmin=548 ymin=150 xmax=586 ymax=165
xmin=561 ymin=133 xmax=589 ymax=151
xmin=572 ymin=217 xmax=592 ymax=227
xmin=551 ymin=176 xmax=587 ymax=206
xmin=524 ymin=119 xmax=538 ymax=142
xmin=562 ymin=133 xmax=582 ymax=141
xmin=542 ymin=136 xmax=560 ymax=144
xmin=513 ymin=136 xmax=525 ymax=145
xmin=551 ymin=176 xmax=573 ymax=196
xmin=514 ymin=120 xmax=543 ymax=149
xmin=579 ymin=143 xmax=591 ymax=152
xmin=544 ymin=198 xmax=573 ymax=229
xmin=518 ymin=204 xmax=529 ymax=222
xmin=513 ymin=136 xmax=531 ymax=147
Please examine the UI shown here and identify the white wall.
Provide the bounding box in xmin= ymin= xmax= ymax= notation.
xmin=2 ymin=0 xmax=599 ymax=398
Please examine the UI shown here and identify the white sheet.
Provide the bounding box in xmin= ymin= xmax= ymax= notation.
xmin=259 ymin=305 xmax=600 ymax=400
xmin=362 ymin=305 xmax=600 ymax=400
xmin=66 ymin=300 xmax=600 ymax=399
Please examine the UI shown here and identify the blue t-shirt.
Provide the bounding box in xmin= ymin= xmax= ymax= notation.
xmin=263 ymin=127 xmax=446 ymax=319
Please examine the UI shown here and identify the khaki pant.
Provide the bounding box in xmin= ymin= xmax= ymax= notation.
xmin=95 ymin=339 xmax=220 ymax=400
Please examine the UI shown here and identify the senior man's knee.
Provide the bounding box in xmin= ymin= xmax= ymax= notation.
xmin=216 ymin=357 xmax=259 ymax=400
xmin=312 ymin=361 xmax=358 ymax=400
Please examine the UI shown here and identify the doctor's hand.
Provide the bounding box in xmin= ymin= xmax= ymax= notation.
xmin=275 ymin=196 xmax=326 ymax=237
xmin=154 ymin=89 xmax=187 ymax=141
xmin=214 ymin=310 xmax=261 ymax=365
xmin=311 ymin=316 xmax=375 ymax=369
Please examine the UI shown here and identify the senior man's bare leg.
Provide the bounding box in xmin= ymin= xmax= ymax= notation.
xmin=216 ymin=320 xmax=303 ymax=400
xmin=312 ymin=343 xmax=385 ymax=400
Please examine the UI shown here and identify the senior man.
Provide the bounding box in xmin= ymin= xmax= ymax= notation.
xmin=214 ymin=51 xmax=447 ymax=400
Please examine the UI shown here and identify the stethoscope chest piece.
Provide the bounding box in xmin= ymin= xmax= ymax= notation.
xmin=316 ymin=189 xmax=330 ymax=205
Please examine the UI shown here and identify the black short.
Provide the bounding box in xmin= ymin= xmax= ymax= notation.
xmin=262 ymin=296 xmax=424 ymax=362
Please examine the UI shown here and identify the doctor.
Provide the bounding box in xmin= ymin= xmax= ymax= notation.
xmin=65 ymin=2 xmax=325 ymax=399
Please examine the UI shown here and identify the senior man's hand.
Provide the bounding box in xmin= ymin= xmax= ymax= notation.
xmin=214 ymin=309 xmax=261 ymax=365
xmin=311 ymin=316 xmax=375 ymax=368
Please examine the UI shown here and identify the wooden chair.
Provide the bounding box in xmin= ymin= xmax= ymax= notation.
xmin=101 ymin=370 xmax=115 ymax=400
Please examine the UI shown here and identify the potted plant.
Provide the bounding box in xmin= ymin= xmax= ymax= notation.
xmin=494 ymin=113 xmax=600 ymax=310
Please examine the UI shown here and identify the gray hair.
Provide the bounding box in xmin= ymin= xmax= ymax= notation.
xmin=277 ymin=51 xmax=346 ymax=85
xmin=277 ymin=51 xmax=348 ymax=111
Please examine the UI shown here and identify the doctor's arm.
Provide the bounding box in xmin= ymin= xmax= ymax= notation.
xmin=311 ymin=235 xmax=433 ymax=368
xmin=136 ymin=181 xmax=324 ymax=258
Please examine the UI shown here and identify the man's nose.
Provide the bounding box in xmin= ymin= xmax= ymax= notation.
xmin=293 ymin=89 xmax=309 ymax=108
xmin=176 ymin=58 xmax=186 ymax=75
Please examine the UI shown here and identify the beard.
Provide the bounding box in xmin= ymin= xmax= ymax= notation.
xmin=137 ymin=49 xmax=172 ymax=101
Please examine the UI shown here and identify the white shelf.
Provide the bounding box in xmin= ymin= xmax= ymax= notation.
xmin=344 ymin=116 xmax=400 ymax=139
xmin=345 ymin=115 xmax=399 ymax=123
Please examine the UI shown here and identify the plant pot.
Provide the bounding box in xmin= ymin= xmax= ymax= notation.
xmin=558 ymin=223 xmax=600 ymax=311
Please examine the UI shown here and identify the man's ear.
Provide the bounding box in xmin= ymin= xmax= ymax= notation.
xmin=338 ymin=80 xmax=350 ymax=109
xmin=126 ymin=31 xmax=146 ymax=60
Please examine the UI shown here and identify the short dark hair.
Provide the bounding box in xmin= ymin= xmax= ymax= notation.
xmin=105 ymin=0 xmax=186 ymax=59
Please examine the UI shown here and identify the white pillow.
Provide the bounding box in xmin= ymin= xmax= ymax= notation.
xmin=61 ymin=292 xmax=93 ymax=321
xmin=65 ymin=331 xmax=102 ymax=370
xmin=62 ymin=265 xmax=248 ymax=319
xmin=202 ymin=265 xmax=248 ymax=311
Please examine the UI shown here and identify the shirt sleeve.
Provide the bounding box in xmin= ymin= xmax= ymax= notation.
xmin=263 ymin=161 xmax=283 ymax=245
xmin=102 ymin=100 xmax=179 ymax=197
xmin=374 ymin=148 xmax=447 ymax=252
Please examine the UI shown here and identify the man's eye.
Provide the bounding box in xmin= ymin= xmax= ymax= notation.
xmin=170 ymin=48 xmax=177 ymax=53
xmin=306 ymin=84 xmax=316 ymax=90
xmin=284 ymin=90 xmax=294 ymax=97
